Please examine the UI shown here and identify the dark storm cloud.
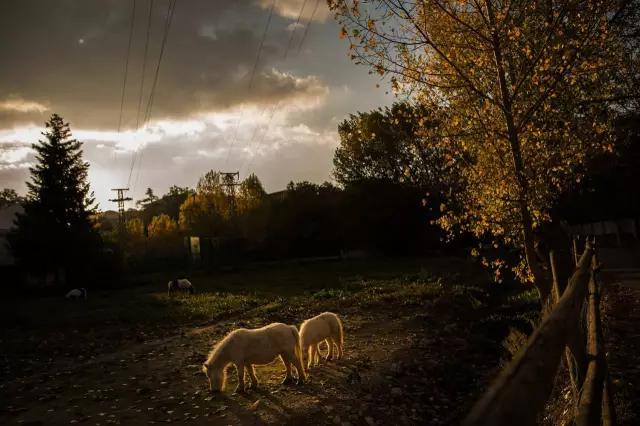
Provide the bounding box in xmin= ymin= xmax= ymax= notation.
xmin=0 ymin=0 xmax=328 ymax=129
xmin=0 ymin=0 xmax=395 ymax=206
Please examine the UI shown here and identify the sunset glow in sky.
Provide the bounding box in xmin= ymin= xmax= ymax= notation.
xmin=0 ymin=0 xmax=392 ymax=208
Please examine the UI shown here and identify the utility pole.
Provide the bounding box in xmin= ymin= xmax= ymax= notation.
xmin=109 ymin=188 xmax=133 ymax=234
xmin=220 ymin=172 xmax=240 ymax=214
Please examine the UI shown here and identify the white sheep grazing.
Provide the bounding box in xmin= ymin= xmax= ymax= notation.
xmin=300 ymin=312 xmax=344 ymax=369
xmin=202 ymin=322 xmax=307 ymax=393
xmin=167 ymin=278 xmax=194 ymax=296
xmin=65 ymin=288 xmax=87 ymax=300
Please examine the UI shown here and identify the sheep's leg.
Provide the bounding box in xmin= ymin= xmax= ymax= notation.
xmin=281 ymin=355 xmax=295 ymax=385
xmin=326 ymin=338 xmax=335 ymax=361
xmin=331 ymin=337 xmax=343 ymax=360
xmin=246 ymin=365 xmax=259 ymax=389
xmin=291 ymin=350 xmax=307 ymax=384
xmin=234 ymin=362 xmax=246 ymax=393
xmin=312 ymin=345 xmax=320 ymax=366
xmin=337 ymin=339 xmax=344 ymax=359
xmin=306 ymin=346 xmax=313 ymax=370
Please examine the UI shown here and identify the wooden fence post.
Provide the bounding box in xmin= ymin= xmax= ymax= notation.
xmin=551 ymin=250 xmax=580 ymax=401
xmin=463 ymin=244 xmax=594 ymax=426
xmin=550 ymin=250 xmax=561 ymax=304
xmin=575 ymin=242 xmax=605 ymax=425
xmin=575 ymin=237 xmax=616 ymax=426
xmin=573 ymin=236 xmax=580 ymax=266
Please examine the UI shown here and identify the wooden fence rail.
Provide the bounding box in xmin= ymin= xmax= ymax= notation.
xmin=575 ymin=250 xmax=617 ymax=426
xmin=575 ymin=254 xmax=605 ymax=425
xmin=463 ymin=238 xmax=616 ymax=426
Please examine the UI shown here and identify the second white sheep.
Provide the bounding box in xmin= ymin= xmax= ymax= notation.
xmin=299 ymin=312 xmax=344 ymax=369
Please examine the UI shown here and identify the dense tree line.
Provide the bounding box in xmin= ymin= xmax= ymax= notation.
xmin=5 ymin=102 xmax=638 ymax=287
xmin=118 ymin=176 xmax=448 ymax=268
xmin=0 ymin=189 xmax=23 ymax=207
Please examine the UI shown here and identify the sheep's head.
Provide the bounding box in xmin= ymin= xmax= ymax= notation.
xmin=202 ymin=363 xmax=224 ymax=393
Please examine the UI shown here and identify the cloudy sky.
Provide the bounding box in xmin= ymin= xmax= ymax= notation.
xmin=0 ymin=0 xmax=392 ymax=209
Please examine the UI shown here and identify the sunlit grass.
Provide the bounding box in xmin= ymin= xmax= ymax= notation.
xmin=163 ymin=292 xmax=266 ymax=322
xmin=506 ymin=288 xmax=539 ymax=305
xmin=0 ymin=256 xmax=500 ymax=379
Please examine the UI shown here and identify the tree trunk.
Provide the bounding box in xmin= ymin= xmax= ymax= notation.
xmin=485 ymin=0 xmax=551 ymax=301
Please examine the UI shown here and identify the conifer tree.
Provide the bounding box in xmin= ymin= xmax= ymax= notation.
xmin=9 ymin=114 xmax=100 ymax=285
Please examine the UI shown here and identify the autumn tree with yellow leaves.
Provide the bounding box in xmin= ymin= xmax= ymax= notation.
xmin=329 ymin=0 xmax=640 ymax=302
xmin=179 ymin=171 xmax=268 ymax=238
xmin=147 ymin=214 xmax=181 ymax=258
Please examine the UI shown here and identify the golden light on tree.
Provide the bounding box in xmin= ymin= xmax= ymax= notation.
xmin=236 ymin=173 xmax=267 ymax=213
xmin=147 ymin=214 xmax=178 ymax=239
xmin=126 ymin=218 xmax=145 ymax=239
xmin=328 ymin=0 xmax=640 ymax=301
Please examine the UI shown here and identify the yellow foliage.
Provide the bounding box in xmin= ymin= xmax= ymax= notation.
xmin=330 ymin=0 xmax=635 ymax=287
xmin=126 ymin=218 xmax=145 ymax=239
xmin=147 ymin=214 xmax=178 ymax=239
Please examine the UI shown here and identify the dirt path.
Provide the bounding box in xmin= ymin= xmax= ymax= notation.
xmin=598 ymin=245 xmax=640 ymax=425
xmin=603 ymin=283 xmax=640 ymax=426
xmin=1 ymin=293 xmax=499 ymax=426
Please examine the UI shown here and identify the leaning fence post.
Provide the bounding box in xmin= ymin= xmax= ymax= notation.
xmin=575 ymin=237 xmax=612 ymax=426
xmin=550 ymin=250 xmax=561 ymax=303
xmin=551 ymin=249 xmax=579 ymax=400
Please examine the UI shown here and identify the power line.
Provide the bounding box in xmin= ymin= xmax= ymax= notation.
xmin=142 ymin=0 xmax=176 ymax=125
xmin=130 ymin=0 xmax=177 ymax=191
xmin=283 ymin=0 xmax=307 ymax=60
xmin=109 ymin=188 xmax=133 ymax=236
xmin=242 ymin=0 xmax=312 ymax=175
xmin=248 ymin=0 xmax=276 ymax=90
xmin=218 ymin=171 xmax=241 ymax=215
xmin=117 ymin=0 xmax=137 ymax=133
xmin=297 ymin=0 xmax=320 ymax=54
xmin=222 ymin=117 xmax=243 ymax=168
xmin=126 ymin=0 xmax=154 ymax=189
xmin=241 ymin=104 xmax=278 ymax=175
xmin=223 ymin=0 xmax=277 ymax=168
xmin=135 ymin=0 xmax=155 ymax=129
xmin=242 ymin=111 xmax=268 ymax=168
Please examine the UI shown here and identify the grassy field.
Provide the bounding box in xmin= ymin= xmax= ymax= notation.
xmin=0 ymin=256 xmax=540 ymax=425
xmin=1 ymin=257 xmax=490 ymax=370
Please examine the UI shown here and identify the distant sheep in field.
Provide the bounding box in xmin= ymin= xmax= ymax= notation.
xmin=65 ymin=288 xmax=87 ymax=300
xmin=300 ymin=312 xmax=344 ymax=369
xmin=202 ymin=322 xmax=307 ymax=393
xmin=167 ymin=278 xmax=194 ymax=296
